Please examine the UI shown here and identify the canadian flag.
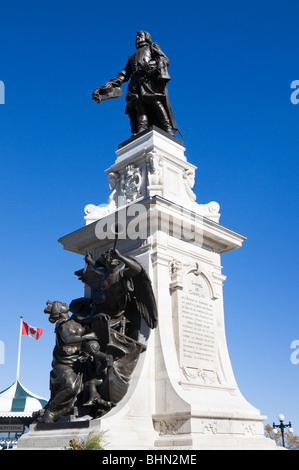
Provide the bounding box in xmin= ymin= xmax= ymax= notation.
xmin=21 ymin=321 xmax=43 ymax=340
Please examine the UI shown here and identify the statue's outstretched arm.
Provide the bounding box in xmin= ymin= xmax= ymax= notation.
xmin=109 ymin=61 xmax=131 ymax=87
xmin=84 ymin=252 xmax=103 ymax=275
xmin=92 ymin=60 xmax=131 ymax=103
xmin=114 ymin=248 xmax=142 ymax=278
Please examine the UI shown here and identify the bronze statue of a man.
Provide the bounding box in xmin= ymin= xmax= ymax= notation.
xmin=93 ymin=30 xmax=181 ymax=137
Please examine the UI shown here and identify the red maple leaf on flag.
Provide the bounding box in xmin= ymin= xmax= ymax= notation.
xmin=21 ymin=321 xmax=43 ymax=340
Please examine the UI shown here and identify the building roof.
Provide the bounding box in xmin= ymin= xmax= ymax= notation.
xmin=0 ymin=380 xmax=47 ymax=418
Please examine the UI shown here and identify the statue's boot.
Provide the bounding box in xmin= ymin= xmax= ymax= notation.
xmin=41 ymin=409 xmax=56 ymax=423
xmin=155 ymin=101 xmax=175 ymax=135
xmin=137 ymin=115 xmax=149 ymax=133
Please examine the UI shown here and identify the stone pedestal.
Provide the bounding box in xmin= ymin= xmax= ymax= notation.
xmin=18 ymin=128 xmax=276 ymax=450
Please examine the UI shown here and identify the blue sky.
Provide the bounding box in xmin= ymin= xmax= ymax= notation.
xmin=0 ymin=0 xmax=299 ymax=436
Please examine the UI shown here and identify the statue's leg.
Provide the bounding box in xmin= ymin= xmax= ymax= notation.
xmin=153 ymin=100 xmax=174 ymax=135
xmin=129 ymin=116 xmax=136 ymax=134
xmin=83 ymin=378 xmax=103 ymax=405
xmin=126 ymin=101 xmax=138 ymax=135
xmin=136 ymin=101 xmax=148 ymax=133
xmin=42 ymin=387 xmax=76 ymax=422
xmin=41 ymin=369 xmax=81 ymax=422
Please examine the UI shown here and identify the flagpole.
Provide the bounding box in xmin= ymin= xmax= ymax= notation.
xmin=16 ymin=316 xmax=23 ymax=382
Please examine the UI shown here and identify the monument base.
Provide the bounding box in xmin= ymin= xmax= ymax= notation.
xmin=18 ymin=329 xmax=277 ymax=450
xmin=18 ymin=129 xmax=278 ymax=450
xmin=17 ymin=421 xmax=97 ymax=450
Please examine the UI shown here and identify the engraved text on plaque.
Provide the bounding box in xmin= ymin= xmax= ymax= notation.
xmin=179 ymin=272 xmax=216 ymax=370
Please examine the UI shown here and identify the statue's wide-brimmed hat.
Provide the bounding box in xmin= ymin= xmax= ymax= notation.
xmin=92 ymin=83 xmax=122 ymax=103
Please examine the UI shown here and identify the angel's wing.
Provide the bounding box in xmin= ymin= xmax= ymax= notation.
xmin=131 ymin=266 xmax=158 ymax=330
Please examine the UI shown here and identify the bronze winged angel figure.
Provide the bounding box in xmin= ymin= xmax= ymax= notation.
xmin=75 ymin=248 xmax=158 ymax=336
xmin=36 ymin=249 xmax=158 ymax=423
xmin=73 ymin=248 xmax=158 ymax=412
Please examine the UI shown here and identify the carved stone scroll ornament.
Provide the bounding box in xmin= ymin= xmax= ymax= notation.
xmin=84 ymin=172 xmax=120 ymax=225
xmin=201 ymin=421 xmax=217 ymax=434
xmin=120 ymin=164 xmax=142 ymax=203
xmin=158 ymin=419 xmax=179 ymax=436
xmin=243 ymin=422 xmax=257 ymax=436
xmin=169 ymin=259 xmax=183 ymax=275
xmin=182 ymin=366 xmax=219 ymax=386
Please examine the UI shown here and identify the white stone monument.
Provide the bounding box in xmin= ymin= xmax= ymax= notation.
xmin=52 ymin=127 xmax=275 ymax=450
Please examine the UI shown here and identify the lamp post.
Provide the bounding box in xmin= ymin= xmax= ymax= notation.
xmin=272 ymin=414 xmax=293 ymax=448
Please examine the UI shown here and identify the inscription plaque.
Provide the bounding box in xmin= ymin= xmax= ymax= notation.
xmin=179 ymin=272 xmax=216 ymax=370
